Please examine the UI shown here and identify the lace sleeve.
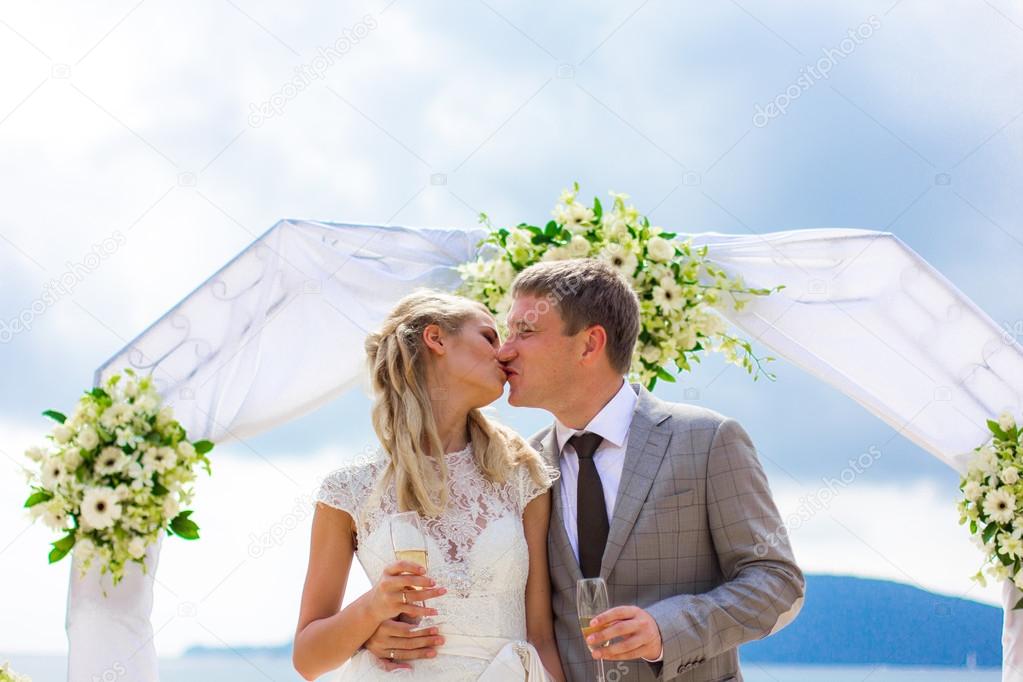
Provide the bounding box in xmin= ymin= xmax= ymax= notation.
xmin=314 ymin=460 xmax=378 ymax=523
xmin=516 ymin=460 xmax=559 ymax=513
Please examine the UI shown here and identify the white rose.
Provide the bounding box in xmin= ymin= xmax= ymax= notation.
xmin=76 ymin=426 xmax=99 ymax=451
xmin=541 ymin=246 xmax=571 ymax=262
xmin=568 ymin=235 xmax=590 ymax=258
xmin=53 ymin=424 xmax=72 ymax=444
xmin=1000 ymin=411 xmax=1017 ymax=432
xmin=1003 ymin=467 xmax=1021 ymax=485
xmin=647 ymin=236 xmax=676 ymax=262
xmin=177 ymin=440 xmax=196 ymax=459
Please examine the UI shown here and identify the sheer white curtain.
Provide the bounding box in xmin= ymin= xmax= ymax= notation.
xmin=71 ymin=220 xmax=1023 ymax=681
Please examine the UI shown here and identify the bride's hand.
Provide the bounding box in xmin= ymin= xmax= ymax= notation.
xmin=369 ymin=560 xmax=446 ymax=622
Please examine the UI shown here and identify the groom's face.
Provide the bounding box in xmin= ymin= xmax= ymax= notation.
xmin=498 ymin=293 xmax=576 ymax=409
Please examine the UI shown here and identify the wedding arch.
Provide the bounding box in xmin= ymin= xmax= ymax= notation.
xmin=67 ymin=219 xmax=1023 ymax=682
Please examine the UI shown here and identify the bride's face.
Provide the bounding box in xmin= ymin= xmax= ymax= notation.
xmin=427 ymin=310 xmax=506 ymax=408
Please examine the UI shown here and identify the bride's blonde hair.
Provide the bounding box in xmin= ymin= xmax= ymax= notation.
xmin=364 ymin=289 xmax=553 ymax=517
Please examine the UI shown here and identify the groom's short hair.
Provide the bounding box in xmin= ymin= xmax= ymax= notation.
xmin=511 ymin=258 xmax=640 ymax=374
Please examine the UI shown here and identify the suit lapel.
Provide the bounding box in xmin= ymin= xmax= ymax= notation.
xmin=600 ymin=384 xmax=672 ymax=580
xmin=538 ymin=427 xmax=582 ymax=583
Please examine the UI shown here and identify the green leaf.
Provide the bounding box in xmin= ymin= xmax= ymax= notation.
xmin=655 ymin=366 xmax=677 ymax=383
xmin=42 ymin=409 xmax=67 ymax=424
xmin=592 ymin=197 xmax=603 ymax=222
xmin=48 ymin=532 xmax=76 ymax=563
xmin=1015 ymin=596 xmax=1023 ymax=610
xmin=193 ymin=440 xmax=214 ymax=455
xmin=659 ymin=231 xmax=677 ymax=239
xmin=24 ymin=490 xmax=53 ymax=508
xmin=544 ymin=220 xmax=559 ymax=238
xmin=982 ymin=522 xmax=999 ymax=544
xmin=970 ymin=519 xmax=978 ymax=534
xmin=988 ymin=419 xmax=1010 ymax=441
xmin=89 ymin=387 xmax=110 ymax=401
xmin=151 ymin=478 xmax=169 ymax=496
xmin=170 ymin=511 xmax=200 ymax=540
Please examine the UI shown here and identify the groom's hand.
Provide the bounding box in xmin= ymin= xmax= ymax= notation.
xmin=364 ymin=618 xmax=444 ymax=671
xmin=587 ymin=606 xmax=662 ymax=661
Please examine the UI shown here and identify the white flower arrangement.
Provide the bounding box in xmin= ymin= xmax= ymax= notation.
xmin=457 ymin=182 xmax=783 ymax=389
xmin=958 ymin=410 xmax=1023 ymax=605
xmin=22 ymin=368 xmax=213 ymax=587
xmin=0 ymin=661 xmax=31 ymax=682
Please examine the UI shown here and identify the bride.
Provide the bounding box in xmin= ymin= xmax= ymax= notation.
xmin=293 ymin=290 xmax=566 ymax=681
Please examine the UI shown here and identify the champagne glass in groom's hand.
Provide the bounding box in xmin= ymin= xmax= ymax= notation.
xmin=577 ymin=577 xmax=610 ymax=682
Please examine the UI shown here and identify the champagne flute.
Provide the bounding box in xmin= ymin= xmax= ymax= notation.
xmin=577 ymin=577 xmax=610 ymax=682
xmin=388 ymin=511 xmax=440 ymax=631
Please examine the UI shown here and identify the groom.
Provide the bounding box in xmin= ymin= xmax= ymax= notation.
xmin=500 ymin=259 xmax=804 ymax=681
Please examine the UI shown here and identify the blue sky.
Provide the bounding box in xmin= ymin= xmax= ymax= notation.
xmin=2 ymin=0 xmax=1022 ymax=656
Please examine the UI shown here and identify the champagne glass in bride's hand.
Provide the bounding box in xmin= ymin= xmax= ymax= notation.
xmin=389 ymin=511 xmax=442 ymax=631
xmin=577 ymin=577 xmax=611 ymax=682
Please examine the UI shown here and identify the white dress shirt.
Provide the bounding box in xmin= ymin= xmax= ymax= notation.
xmin=554 ymin=377 xmax=637 ymax=561
xmin=554 ymin=379 xmax=665 ymax=664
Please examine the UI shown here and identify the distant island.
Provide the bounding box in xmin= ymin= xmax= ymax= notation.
xmin=184 ymin=574 xmax=1002 ymax=667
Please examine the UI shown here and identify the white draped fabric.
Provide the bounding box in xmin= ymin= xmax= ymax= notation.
xmin=69 ymin=220 xmax=1023 ymax=681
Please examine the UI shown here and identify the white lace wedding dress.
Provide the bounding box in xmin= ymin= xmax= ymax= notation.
xmin=314 ymin=443 xmax=556 ymax=681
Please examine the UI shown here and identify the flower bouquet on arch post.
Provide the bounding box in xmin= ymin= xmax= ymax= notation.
xmin=21 ymin=367 xmax=213 ymax=593
xmin=457 ymin=181 xmax=785 ymax=389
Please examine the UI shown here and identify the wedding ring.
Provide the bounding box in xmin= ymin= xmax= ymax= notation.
xmin=389 ymin=649 xmax=395 ymax=660
xmin=401 ymin=591 xmax=408 ymax=604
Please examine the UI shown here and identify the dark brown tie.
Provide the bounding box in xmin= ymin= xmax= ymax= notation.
xmin=568 ymin=431 xmax=608 ymax=578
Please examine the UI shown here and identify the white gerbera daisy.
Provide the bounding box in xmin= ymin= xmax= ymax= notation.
xmin=652 ymin=281 xmax=684 ymax=310
xmin=143 ymin=446 xmax=176 ymax=474
xmin=81 ymin=486 xmax=122 ymax=530
xmin=39 ymin=499 xmax=69 ymax=531
xmin=983 ymin=488 xmax=1017 ymax=524
xmin=41 ymin=456 xmax=68 ymax=488
xmin=599 ymin=243 xmax=639 ymax=278
xmin=94 ymin=446 xmax=128 ymax=476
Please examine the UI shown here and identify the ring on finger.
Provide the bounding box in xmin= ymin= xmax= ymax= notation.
xmin=401 ymin=590 xmax=407 ymax=604
xmin=389 ymin=649 xmax=395 ymax=660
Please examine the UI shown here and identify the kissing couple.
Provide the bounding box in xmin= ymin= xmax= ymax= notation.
xmin=293 ymin=258 xmax=804 ymax=682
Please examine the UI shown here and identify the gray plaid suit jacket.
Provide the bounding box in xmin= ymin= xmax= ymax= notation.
xmin=531 ymin=383 xmax=804 ymax=682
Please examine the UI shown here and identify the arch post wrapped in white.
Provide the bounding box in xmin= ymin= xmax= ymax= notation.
xmin=81 ymin=220 xmax=1023 ymax=681
xmin=65 ymin=535 xmax=162 ymax=682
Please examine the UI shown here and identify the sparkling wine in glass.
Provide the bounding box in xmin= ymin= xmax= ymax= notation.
xmin=577 ymin=577 xmax=610 ymax=682
xmin=389 ymin=511 xmax=439 ymax=631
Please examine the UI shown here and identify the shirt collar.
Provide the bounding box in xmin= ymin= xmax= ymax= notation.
xmin=554 ymin=378 xmax=638 ymax=455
